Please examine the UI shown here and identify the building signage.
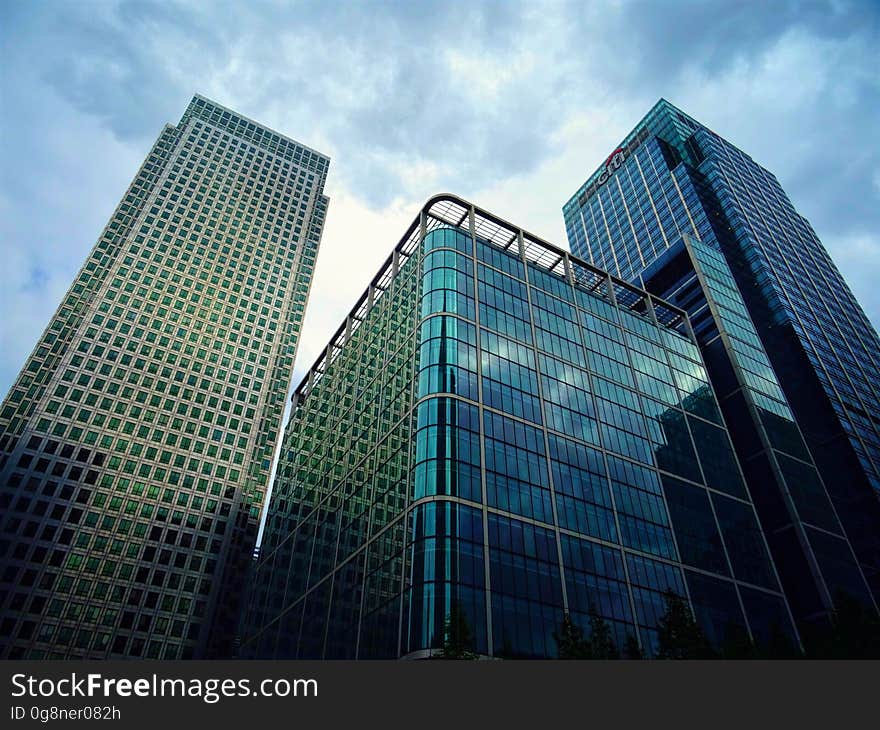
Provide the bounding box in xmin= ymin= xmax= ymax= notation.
xmin=577 ymin=127 xmax=651 ymax=206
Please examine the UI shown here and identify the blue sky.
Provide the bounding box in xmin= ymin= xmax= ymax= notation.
xmin=1 ymin=0 xmax=879 ymax=398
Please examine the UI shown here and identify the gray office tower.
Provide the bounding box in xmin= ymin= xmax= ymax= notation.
xmin=563 ymin=99 xmax=880 ymax=643
xmin=0 ymin=95 xmax=329 ymax=658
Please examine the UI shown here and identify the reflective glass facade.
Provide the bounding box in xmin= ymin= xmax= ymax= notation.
xmin=563 ymin=98 xmax=880 ymax=619
xmin=0 ymin=96 xmax=329 ymax=658
xmin=242 ymin=195 xmax=796 ymax=659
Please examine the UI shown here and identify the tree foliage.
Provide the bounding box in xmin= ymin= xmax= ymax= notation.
xmin=656 ymin=591 xmax=716 ymax=659
xmin=587 ymin=606 xmax=619 ymax=659
xmin=623 ymin=633 xmax=643 ymax=660
xmin=435 ymin=601 xmax=478 ymax=660
xmin=554 ymin=612 xmax=590 ymax=659
xmin=757 ymin=622 xmax=801 ymax=659
xmin=546 ymin=589 xmax=880 ymax=660
xmin=804 ymin=591 xmax=880 ymax=659
xmin=554 ymin=607 xmax=619 ymax=659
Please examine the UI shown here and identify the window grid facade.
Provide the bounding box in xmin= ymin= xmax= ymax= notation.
xmin=563 ymin=98 xmax=880 ymax=612
xmin=241 ymin=195 xmax=797 ymax=659
xmin=0 ymin=96 xmax=329 ymax=659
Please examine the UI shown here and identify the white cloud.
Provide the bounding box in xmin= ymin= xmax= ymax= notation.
xmin=290 ymin=190 xmax=421 ymax=387
xmin=1 ymin=0 xmax=878 ymax=403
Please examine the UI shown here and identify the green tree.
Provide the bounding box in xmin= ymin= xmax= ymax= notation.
xmin=436 ymin=601 xmax=478 ymax=660
xmin=758 ymin=622 xmax=801 ymax=659
xmin=834 ymin=592 xmax=880 ymax=658
xmin=623 ymin=633 xmax=644 ymax=660
xmin=587 ymin=606 xmax=619 ymax=659
xmin=553 ymin=612 xmax=591 ymax=659
xmin=720 ymin=622 xmax=758 ymax=659
xmin=553 ymin=608 xmax=620 ymax=659
xmin=656 ymin=591 xmax=716 ymax=659
xmin=808 ymin=591 xmax=880 ymax=658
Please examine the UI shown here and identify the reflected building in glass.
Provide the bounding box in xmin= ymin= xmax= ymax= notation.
xmin=563 ymin=99 xmax=880 ymax=639
xmin=241 ymin=195 xmax=797 ymax=659
xmin=0 ymin=96 xmax=329 ymax=658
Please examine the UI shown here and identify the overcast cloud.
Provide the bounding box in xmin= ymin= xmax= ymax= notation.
xmin=1 ymin=0 xmax=878 ymax=400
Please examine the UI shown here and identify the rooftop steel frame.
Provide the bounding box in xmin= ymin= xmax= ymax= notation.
xmin=293 ymin=193 xmax=692 ymax=404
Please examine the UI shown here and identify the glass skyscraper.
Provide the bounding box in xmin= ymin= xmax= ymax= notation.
xmin=563 ymin=99 xmax=880 ymax=636
xmin=241 ymin=194 xmax=798 ymax=659
xmin=0 ymin=95 xmax=329 ymax=659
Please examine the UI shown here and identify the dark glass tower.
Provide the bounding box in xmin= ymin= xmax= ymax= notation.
xmin=0 ymin=95 xmax=329 ymax=658
xmin=241 ymin=195 xmax=798 ymax=659
xmin=563 ymin=99 xmax=880 ymax=634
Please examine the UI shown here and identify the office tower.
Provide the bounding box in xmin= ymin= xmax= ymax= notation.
xmin=241 ymin=194 xmax=798 ymax=659
xmin=562 ymin=99 xmax=880 ymax=637
xmin=0 ymin=95 xmax=329 ymax=659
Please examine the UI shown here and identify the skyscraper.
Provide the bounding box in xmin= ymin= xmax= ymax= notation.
xmin=563 ymin=99 xmax=880 ymax=638
xmin=0 ymin=95 xmax=329 ymax=659
xmin=241 ymin=194 xmax=798 ymax=659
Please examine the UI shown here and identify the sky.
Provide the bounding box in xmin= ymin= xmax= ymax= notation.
xmin=1 ymin=0 xmax=879 ymax=403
